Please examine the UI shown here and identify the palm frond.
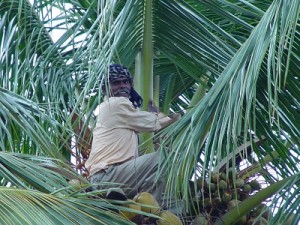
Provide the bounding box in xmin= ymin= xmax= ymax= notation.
xmin=0 ymin=187 xmax=132 ymax=225
xmin=160 ymin=0 xmax=300 ymax=207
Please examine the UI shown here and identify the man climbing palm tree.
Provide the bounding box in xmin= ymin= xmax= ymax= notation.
xmin=85 ymin=64 xmax=180 ymax=204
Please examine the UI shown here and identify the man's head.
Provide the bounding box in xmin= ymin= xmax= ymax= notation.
xmin=104 ymin=63 xmax=143 ymax=108
xmin=107 ymin=64 xmax=132 ymax=98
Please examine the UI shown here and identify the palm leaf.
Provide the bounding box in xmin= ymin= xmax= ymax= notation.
xmin=1 ymin=0 xmax=300 ymax=224
xmin=0 ymin=188 xmax=132 ymax=225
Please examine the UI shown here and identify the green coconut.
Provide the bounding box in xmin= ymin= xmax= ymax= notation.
xmin=119 ymin=200 xmax=142 ymax=220
xmin=68 ymin=179 xmax=83 ymax=190
xmin=220 ymin=172 xmax=228 ymax=181
xmin=133 ymin=192 xmax=160 ymax=215
xmin=212 ymin=173 xmax=220 ymax=183
xmin=243 ymin=184 xmax=252 ymax=193
xmin=222 ymin=191 xmax=232 ymax=203
xmin=157 ymin=210 xmax=183 ymax=225
xmin=213 ymin=197 xmax=222 ymax=205
xmin=250 ymin=180 xmax=261 ymax=191
xmin=232 ymin=191 xmax=240 ymax=200
xmin=191 ymin=214 xmax=209 ymax=225
xmin=235 ymin=179 xmax=245 ymax=188
xmin=203 ymin=198 xmax=212 ymax=207
xmin=228 ymin=199 xmax=241 ymax=210
xmin=218 ymin=180 xmax=228 ymax=191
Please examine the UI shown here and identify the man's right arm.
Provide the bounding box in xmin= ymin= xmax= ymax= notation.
xmin=157 ymin=112 xmax=181 ymax=129
xmin=112 ymin=97 xmax=180 ymax=132
xmin=147 ymin=100 xmax=181 ymax=129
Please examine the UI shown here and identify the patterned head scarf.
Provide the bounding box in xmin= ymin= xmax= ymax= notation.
xmin=107 ymin=63 xmax=143 ymax=108
xmin=109 ymin=64 xmax=132 ymax=83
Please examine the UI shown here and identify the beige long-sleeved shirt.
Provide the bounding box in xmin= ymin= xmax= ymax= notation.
xmin=85 ymin=97 xmax=162 ymax=176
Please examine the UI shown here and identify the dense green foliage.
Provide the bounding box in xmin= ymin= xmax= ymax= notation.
xmin=0 ymin=0 xmax=300 ymax=224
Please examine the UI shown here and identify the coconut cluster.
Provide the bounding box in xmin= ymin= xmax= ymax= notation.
xmin=119 ymin=192 xmax=183 ymax=225
xmin=189 ymin=169 xmax=270 ymax=225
